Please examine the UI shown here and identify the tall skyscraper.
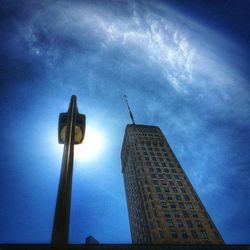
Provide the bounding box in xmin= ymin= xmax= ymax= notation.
xmin=121 ymin=124 xmax=224 ymax=244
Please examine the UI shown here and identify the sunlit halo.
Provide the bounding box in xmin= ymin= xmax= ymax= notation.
xmin=74 ymin=126 xmax=104 ymax=162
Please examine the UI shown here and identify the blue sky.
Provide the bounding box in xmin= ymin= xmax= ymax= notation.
xmin=0 ymin=0 xmax=250 ymax=244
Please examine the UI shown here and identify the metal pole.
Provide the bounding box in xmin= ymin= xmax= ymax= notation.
xmin=52 ymin=95 xmax=77 ymax=250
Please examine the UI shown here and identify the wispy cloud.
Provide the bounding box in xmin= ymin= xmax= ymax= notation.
xmin=17 ymin=0 xmax=249 ymax=125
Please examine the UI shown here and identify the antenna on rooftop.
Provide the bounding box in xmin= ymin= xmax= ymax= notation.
xmin=124 ymin=95 xmax=135 ymax=125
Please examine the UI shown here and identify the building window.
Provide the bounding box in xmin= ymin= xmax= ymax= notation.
xmin=156 ymin=168 xmax=162 ymax=173
xmin=158 ymin=194 xmax=164 ymax=200
xmin=177 ymin=219 xmax=184 ymax=228
xmin=170 ymin=202 xmax=176 ymax=208
xmin=200 ymin=231 xmax=208 ymax=239
xmin=161 ymin=180 xmax=167 ymax=185
xmin=182 ymin=211 xmax=189 ymax=218
xmin=187 ymin=203 xmax=193 ymax=209
xmin=167 ymin=174 xmax=172 ymax=179
xmin=196 ymin=220 xmax=203 ymax=228
xmin=164 ymin=210 xmax=171 ymax=217
xmin=186 ymin=220 xmax=193 ymax=228
xmin=154 ymin=210 xmax=158 ymax=217
xmin=165 ymin=187 xmax=170 ymax=193
xmin=160 ymin=231 xmax=164 ymax=239
xmin=172 ymin=187 xmax=178 ymax=193
xmin=180 ymin=187 xmax=186 ymax=193
xmin=167 ymin=158 xmax=171 ymax=162
xmin=171 ymin=169 xmax=176 ymax=173
xmin=161 ymin=201 xmax=167 ymax=208
xmin=167 ymin=219 xmax=174 ymax=227
xmin=163 ymin=168 xmax=169 ymax=173
xmin=214 ymin=231 xmax=220 ymax=239
xmin=179 ymin=202 xmax=185 ymax=209
xmin=191 ymin=211 xmax=198 ymax=218
xmin=149 ymin=167 xmax=154 ymax=172
xmin=174 ymin=175 xmax=180 ymax=180
xmin=173 ymin=210 xmax=179 ymax=217
xmin=167 ymin=195 xmax=173 ymax=201
xmin=153 ymin=232 xmax=156 ymax=239
xmin=191 ymin=231 xmax=198 ymax=239
xmin=169 ymin=181 xmax=175 ymax=186
xmin=153 ymin=180 xmax=159 ymax=185
xmin=184 ymin=195 xmax=190 ymax=201
xmin=148 ymin=212 xmax=152 ymax=219
xmin=208 ymin=221 xmax=214 ymax=229
xmin=151 ymin=174 xmax=156 ymax=179
xmin=181 ymin=231 xmax=188 ymax=239
xmin=156 ymin=186 xmax=161 ymax=192
xmin=175 ymin=195 xmax=181 ymax=201
xmin=171 ymin=231 xmax=178 ymax=239
xmin=159 ymin=174 xmax=164 ymax=179
xmin=177 ymin=181 xmax=183 ymax=186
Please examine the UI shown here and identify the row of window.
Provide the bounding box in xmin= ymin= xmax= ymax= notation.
xmin=138 ymin=167 xmax=179 ymax=176
xmin=150 ymin=173 xmax=181 ymax=181
xmin=161 ymin=201 xmax=194 ymax=210
xmin=154 ymin=185 xmax=186 ymax=194
xmin=167 ymin=219 xmax=203 ymax=228
xmin=143 ymin=155 xmax=172 ymax=162
xmin=163 ymin=209 xmax=198 ymax=218
xmin=140 ymin=146 xmax=167 ymax=152
xmin=134 ymin=132 xmax=160 ymax=137
xmin=170 ymin=230 xmax=208 ymax=240
xmin=158 ymin=192 xmax=191 ymax=201
xmin=150 ymin=229 xmax=208 ymax=241
xmin=142 ymin=149 xmax=168 ymax=156
xmin=137 ymin=140 xmax=166 ymax=147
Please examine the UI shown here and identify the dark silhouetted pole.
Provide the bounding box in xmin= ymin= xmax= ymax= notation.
xmin=52 ymin=95 xmax=77 ymax=250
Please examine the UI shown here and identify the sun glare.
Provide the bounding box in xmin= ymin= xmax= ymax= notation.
xmin=74 ymin=126 xmax=104 ymax=162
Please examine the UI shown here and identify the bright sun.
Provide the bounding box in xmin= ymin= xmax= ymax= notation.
xmin=74 ymin=126 xmax=104 ymax=162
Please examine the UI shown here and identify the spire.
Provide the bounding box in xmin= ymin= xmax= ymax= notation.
xmin=124 ymin=95 xmax=135 ymax=125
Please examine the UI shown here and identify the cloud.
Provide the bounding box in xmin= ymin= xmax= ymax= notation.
xmin=14 ymin=0 xmax=249 ymax=125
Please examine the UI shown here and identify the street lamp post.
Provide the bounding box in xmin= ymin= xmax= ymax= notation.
xmin=52 ymin=95 xmax=86 ymax=250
